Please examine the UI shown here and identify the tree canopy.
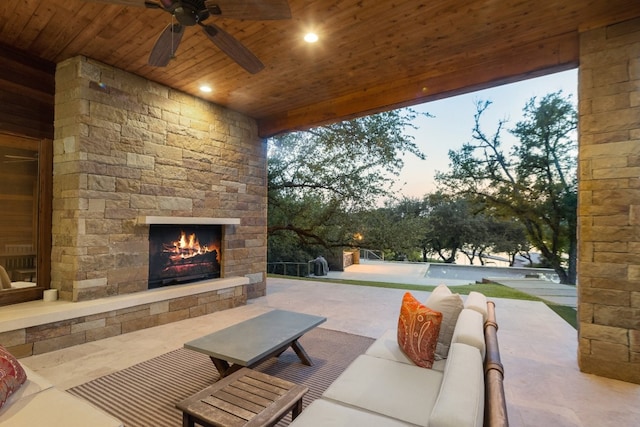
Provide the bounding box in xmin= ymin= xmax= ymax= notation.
xmin=267 ymin=109 xmax=427 ymax=262
xmin=436 ymin=91 xmax=578 ymax=284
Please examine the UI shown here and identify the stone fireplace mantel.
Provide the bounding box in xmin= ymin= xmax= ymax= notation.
xmin=137 ymin=217 xmax=241 ymax=225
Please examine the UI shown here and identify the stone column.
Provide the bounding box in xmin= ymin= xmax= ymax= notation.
xmin=578 ymin=17 xmax=640 ymax=384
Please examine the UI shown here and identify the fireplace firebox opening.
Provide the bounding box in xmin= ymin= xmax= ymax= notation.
xmin=148 ymin=224 xmax=222 ymax=288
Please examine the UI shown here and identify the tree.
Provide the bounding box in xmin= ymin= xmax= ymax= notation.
xmin=436 ymin=91 xmax=577 ymax=284
xmin=268 ymin=110 xmax=427 ymax=262
xmin=358 ymin=197 xmax=429 ymax=261
xmin=422 ymin=193 xmax=480 ymax=263
xmin=487 ymin=217 xmax=532 ymax=266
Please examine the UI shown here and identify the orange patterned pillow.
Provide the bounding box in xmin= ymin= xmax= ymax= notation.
xmin=397 ymin=292 xmax=442 ymax=368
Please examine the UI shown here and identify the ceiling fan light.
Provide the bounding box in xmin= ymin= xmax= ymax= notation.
xmin=304 ymin=33 xmax=319 ymax=43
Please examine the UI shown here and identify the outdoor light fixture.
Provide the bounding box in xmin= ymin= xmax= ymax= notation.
xmin=199 ymin=85 xmax=212 ymax=93
xmin=304 ymin=32 xmax=319 ymax=43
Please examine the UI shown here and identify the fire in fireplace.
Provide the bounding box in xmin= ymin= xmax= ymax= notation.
xmin=148 ymin=224 xmax=222 ymax=288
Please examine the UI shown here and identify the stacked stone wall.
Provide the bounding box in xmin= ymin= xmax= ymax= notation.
xmin=52 ymin=56 xmax=267 ymax=302
xmin=578 ymin=17 xmax=640 ymax=384
xmin=1 ymin=285 xmax=246 ymax=357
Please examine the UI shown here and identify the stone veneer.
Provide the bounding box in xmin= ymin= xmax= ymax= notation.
xmin=578 ymin=17 xmax=640 ymax=384
xmin=1 ymin=280 xmax=247 ymax=357
xmin=52 ymin=56 xmax=267 ymax=302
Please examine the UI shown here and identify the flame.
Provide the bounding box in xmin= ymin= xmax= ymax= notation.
xmin=163 ymin=230 xmax=212 ymax=261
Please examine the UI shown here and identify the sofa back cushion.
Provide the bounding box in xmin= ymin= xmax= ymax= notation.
xmin=397 ymin=292 xmax=442 ymax=368
xmin=465 ymin=291 xmax=488 ymax=321
xmin=425 ymin=285 xmax=464 ymax=359
xmin=429 ymin=342 xmax=485 ymax=427
xmin=451 ymin=308 xmax=486 ymax=359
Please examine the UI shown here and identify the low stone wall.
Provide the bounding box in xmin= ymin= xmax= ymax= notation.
xmin=1 ymin=284 xmax=246 ymax=358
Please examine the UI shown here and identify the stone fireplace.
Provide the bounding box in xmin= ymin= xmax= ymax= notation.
xmin=51 ymin=56 xmax=268 ymax=303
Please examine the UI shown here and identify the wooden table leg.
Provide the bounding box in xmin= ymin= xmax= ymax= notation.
xmin=209 ymin=356 xmax=244 ymax=378
xmin=209 ymin=356 xmax=229 ymax=376
xmin=291 ymin=339 xmax=313 ymax=366
xmin=182 ymin=412 xmax=194 ymax=427
xmin=292 ymin=397 xmax=304 ymax=420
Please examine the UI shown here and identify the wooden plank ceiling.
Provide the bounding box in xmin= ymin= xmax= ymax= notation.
xmin=0 ymin=0 xmax=639 ymax=137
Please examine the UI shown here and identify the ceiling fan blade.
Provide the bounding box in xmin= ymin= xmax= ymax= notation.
xmin=204 ymin=0 xmax=291 ymax=20
xmin=85 ymin=0 xmax=162 ymax=8
xmin=201 ymin=24 xmax=264 ymax=74
xmin=148 ymin=23 xmax=185 ymax=67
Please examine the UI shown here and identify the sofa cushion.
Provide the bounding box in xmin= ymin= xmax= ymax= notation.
xmin=289 ymin=398 xmax=414 ymax=427
xmin=365 ymin=329 xmax=447 ymax=371
xmin=425 ymin=285 xmax=464 ymax=359
xmin=397 ymin=292 xmax=442 ymax=368
xmin=464 ymin=291 xmax=488 ymax=321
xmin=1 ymin=366 xmax=53 ymax=413
xmin=429 ymin=343 xmax=485 ymax=427
xmin=0 ymin=347 xmax=27 ymax=409
xmin=322 ymin=354 xmax=443 ymax=426
xmin=451 ymin=309 xmax=486 ymax=359
xmin=0 ymin=388 xmax=123 ymax=427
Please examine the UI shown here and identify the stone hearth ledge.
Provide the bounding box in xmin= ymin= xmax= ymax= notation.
xmin=137 ymin=216 xmax=241 ymax=225
xmin=0 ymin=276 xmax=249 ymax=333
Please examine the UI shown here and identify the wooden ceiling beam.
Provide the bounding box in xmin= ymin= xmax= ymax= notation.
xmin=258 ymin=31 xmax=579 ymax=138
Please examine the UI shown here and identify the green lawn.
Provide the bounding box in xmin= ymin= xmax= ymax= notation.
xmin=267 ymin=274 xmax=577 ymax=329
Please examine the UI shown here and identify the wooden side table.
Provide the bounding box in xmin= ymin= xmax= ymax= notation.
xmin=176 ymin=368 xmax=308 ymax=427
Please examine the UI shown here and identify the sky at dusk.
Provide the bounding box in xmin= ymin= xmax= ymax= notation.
xmin=390 ymin=68 xmax=578 ymax=199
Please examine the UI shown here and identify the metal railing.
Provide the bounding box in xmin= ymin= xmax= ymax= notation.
xmin=267 ymin=262 xmax=313 ymax=277
xmin=360 ymin=249 xmax=384 ymax=261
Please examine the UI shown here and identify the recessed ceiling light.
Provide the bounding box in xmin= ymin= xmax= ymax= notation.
xmin=304 ymin=33 xmax=319 ymax=43
xmin=199 ymin=85 xmax=212 ymax=93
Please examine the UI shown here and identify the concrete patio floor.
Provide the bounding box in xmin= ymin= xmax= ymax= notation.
xmin=20 ymin=276 xmax=640 ymax=427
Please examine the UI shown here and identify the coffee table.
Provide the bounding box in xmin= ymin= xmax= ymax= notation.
xmin=184 ymin=309 xmax=327 ymax=377
xmin=176 ymin=368 xmax=308 ymax=427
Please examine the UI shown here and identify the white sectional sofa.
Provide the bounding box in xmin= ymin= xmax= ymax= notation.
xmin=0 ymin=365 xmax=123 ymax=427
xmin=289 ymin=289 xmax=508 ymax=427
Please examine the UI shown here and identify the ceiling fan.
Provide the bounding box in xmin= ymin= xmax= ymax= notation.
xmin=92 ymin=0 xmax=292 ymax=73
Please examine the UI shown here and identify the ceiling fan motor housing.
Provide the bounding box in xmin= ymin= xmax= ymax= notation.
xmin=172 ymin=0 xmax=209 ymax=26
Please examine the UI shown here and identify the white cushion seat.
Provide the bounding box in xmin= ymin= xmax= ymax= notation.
xmin=322 ymin=354 xmax=444 ymax=426
xmin=290 ymin=398 xmax=414 ymax=427
xmin=0 ymin=388 xmax=123 ymax=427
xmin=365 ymin=329 xmax=446 ymax=371
xmin=1 ymin=367 xmax=53 ymax=410
xmin=0 ymin=366 xmax=123 ymax=427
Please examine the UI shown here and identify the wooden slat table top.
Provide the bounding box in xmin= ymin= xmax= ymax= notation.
xmin=176 ymin=368 xmax=308 ymax=427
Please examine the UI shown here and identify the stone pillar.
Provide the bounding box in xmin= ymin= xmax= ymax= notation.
xmin=578 ymin=17 xmax=640 ymax=384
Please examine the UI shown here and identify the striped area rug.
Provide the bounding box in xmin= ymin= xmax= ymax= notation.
xmin=68 ymin=327 xmax=374 ymax=427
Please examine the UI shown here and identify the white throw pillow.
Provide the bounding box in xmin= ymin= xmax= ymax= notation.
xmin=425 ymin=285 xmax=464 ymax=359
